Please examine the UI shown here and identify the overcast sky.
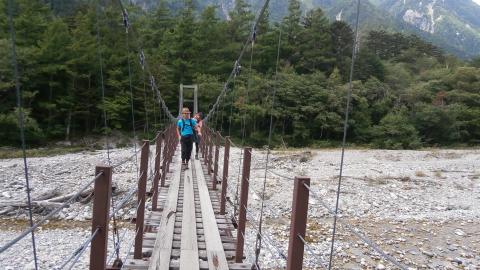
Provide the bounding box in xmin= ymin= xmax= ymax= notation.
xmin=474 ymin=0 xmax=480 ymax=5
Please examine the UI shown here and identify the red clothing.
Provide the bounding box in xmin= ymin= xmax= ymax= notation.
xmin=196 ymin=119 xmax=203 ymax=136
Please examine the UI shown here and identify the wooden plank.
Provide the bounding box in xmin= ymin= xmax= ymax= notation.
xmin=170 ymin=261 xmax=252 ymax=270
xmin=172 ymin=249 xmax=237 ymax=260
xmin=123 ymin=259 xmax=150 ymax=269
xmin=148 ymin=150 xmax=182 ymax=270
xmin=194 ymin=159 xmax=229 ymax=270
xmin=179 ymin=166 xmax=200 ymax=269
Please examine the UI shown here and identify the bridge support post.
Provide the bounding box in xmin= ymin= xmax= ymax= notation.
xmin=134 ymin=140 xmax=149 ymax=259
xmin=90 ymin=165 xmax=112 ymax=270
xmin=212 ymin=132 xmax=220 ymax=190
xmin=235 ymin=147 xmax=251 ymax=263
xmin=286 ymin=177 xmax=310 ymax=270
xmin=220 ymin=136 xmax=230 ymax=214
xmin=152 ymin=132 xmax=163 ymax=211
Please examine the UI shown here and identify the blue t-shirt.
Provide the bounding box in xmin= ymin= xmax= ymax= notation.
xmin=177 ymin=118 xmax=197 ymax=136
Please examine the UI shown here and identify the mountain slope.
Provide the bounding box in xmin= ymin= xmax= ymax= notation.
xmin=99 ymin=0 xmax=480 ymax=58
xmin=372 ymin=0 xmax=480 ymax=58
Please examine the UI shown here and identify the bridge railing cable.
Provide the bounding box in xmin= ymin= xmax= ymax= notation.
xmin=116 ymin=0 xmax=176 ymax=122
xmin=0 ymin=172 xmax=103 ymax=254
xmin=303 ymin=183 xmax=410 ymax=270
xmin=297 ymin=234 xmax=329 ymax=270
xmin=206 ymin=128 xmax=412 ymax=269
xmin=56 ymin=228 xmax=100 ymax=270
xmin=7 ymin=0 xmax=39 ymax=267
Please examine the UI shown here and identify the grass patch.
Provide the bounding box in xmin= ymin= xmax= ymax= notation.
xmin=0 ymin=146 xmax=90 ymax=159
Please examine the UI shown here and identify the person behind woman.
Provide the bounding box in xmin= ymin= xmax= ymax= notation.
xmin=177 ymin=108 xmax=197 ymax=168
xmin=193 ymin=112 xmax=203 ymax=160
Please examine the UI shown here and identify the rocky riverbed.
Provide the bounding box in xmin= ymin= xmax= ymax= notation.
xmin=0 ymin=146 xmax=479 ymax=269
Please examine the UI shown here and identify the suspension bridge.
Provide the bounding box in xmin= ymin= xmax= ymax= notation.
xmin=0 ymin=0 xmax=418 ymax=269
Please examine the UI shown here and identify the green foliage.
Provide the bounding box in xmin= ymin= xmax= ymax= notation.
xmin=371 ymin=110 xmax=421 ymax=149
xmin=1 ymin=1 xmax=479 ymax=150
xmin=0 ymin=109 xmax=45 ymax=146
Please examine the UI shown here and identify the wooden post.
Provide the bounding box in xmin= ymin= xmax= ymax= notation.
xmin=212 ymin=132 xmax=220 ymax=190
xmin=152 ymin=133 xmax=163 ymax=211
xmin=220 ymin=137 xmax=230 ymax=214
xmin=134 ymin=140 xmax=149 ymax=259
xmin=286 ymin=177 xmax=310 ymax=270
xmin=235 ymin=147 xmax=251 ymax=263
xmin=90 ymin=165 xmax=112 ymax=270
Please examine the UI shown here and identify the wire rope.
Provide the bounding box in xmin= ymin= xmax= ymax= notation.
xmin=6 ymin=0 xmax=39 ymax=268
xmin=328 ymin=1 xmax=361 ymax=269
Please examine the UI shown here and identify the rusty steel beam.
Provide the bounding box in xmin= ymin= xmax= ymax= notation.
xmin=134 ymin=140 xmax=149 ymax=259
xmin=90 ymin=165 xmax=112 ymax=270
xmin=220 ymin=136 xmax=230 ymax=214
xmin=286 ymin=176 xmax=310 ymax=270
xmin=235 ymin=147 xmax=251 ymax=263
xmin=152 ymin=132 xmax=163 ymax=211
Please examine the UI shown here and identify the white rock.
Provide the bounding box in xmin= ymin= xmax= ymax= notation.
xmin=454 ymin=229 xmax=466 ymax=236
xmin=377 ymin=264 xmax=386 ymax=270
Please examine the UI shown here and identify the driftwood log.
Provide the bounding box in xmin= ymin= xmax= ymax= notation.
xmin=0 ymin=188 xmax=94 ymax=214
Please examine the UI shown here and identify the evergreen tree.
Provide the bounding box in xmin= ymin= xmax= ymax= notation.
xmin=297 ymin=8 xmax=334 ymax=74
xmin=329 ymin=20 xmax=353 ymax=80
xmin=281 ymin=0 xmax=302 ymax=66
xmin=170 ymin=0 xmax=196 ymax=83
xmin=227 ymin=0 xmax=253 ymax=43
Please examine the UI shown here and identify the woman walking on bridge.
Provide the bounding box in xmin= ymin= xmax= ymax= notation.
xmin=177 ymin=108 xmax=197 ymax=168
xmin=193 ymin=112 xmax=203 ymax=160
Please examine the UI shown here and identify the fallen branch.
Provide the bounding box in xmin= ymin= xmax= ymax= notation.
xmin=0 ymin=188 xmax=93 ymax=211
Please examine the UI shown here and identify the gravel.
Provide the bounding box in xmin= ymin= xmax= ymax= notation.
xmin=1 ymin=146 xmax=479 ymax=269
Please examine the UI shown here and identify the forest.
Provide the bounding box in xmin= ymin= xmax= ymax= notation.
xmin=1 ymin=0 xmax=479 ymax=149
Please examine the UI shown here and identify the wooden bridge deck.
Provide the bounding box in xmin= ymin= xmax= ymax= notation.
xmin=123 ymin=148 xmax=251 ymax=270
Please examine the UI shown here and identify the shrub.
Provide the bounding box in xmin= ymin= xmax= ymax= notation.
xmin=371 ymin=110 xmax=421 ymax=149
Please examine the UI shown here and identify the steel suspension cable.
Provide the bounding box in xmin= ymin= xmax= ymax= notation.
xmin=218 ymin=89 xmax=227 ymax=133
xmin=7 ymin=0 xmax=38 ymax=268
xmin=116 ymin=0 xmax=175 ymax=122
xmin=94 ymin=1 xmax=111 ymax=165
xmin=233 ymin=35 xmax=256 ymax=215
xmin=141 ymin=60 xmax=150 ymax=135
xmin=0 ymin=172 xmax=103 ymax=254
xmin=253 ymin=26 xmax=282 ymax=267
xmin=123 ymin=10 xmax=140 ymax=177
xmin=228 ymin=75 xmax=237 ymax=137
xmin=57 ymin=228 xmax=100 ymax=270
xmin=150 ymin=75 xmax=158 ymax=131
xmin=203 ymin=0 xmax=271 ymax=122
xmin=241 ymin=38 xmax=254 ymax=145
xmin=304 ymin=183 xmax=409 ymax=269
xmin=328 ymin=1 xmax=361 ymax=269
xmin=138 ymin=50 xmax=151 ymax=134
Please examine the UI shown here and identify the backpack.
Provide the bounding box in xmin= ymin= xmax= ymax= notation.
xmin=181 ymin=119 xmax=198 ymax=141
